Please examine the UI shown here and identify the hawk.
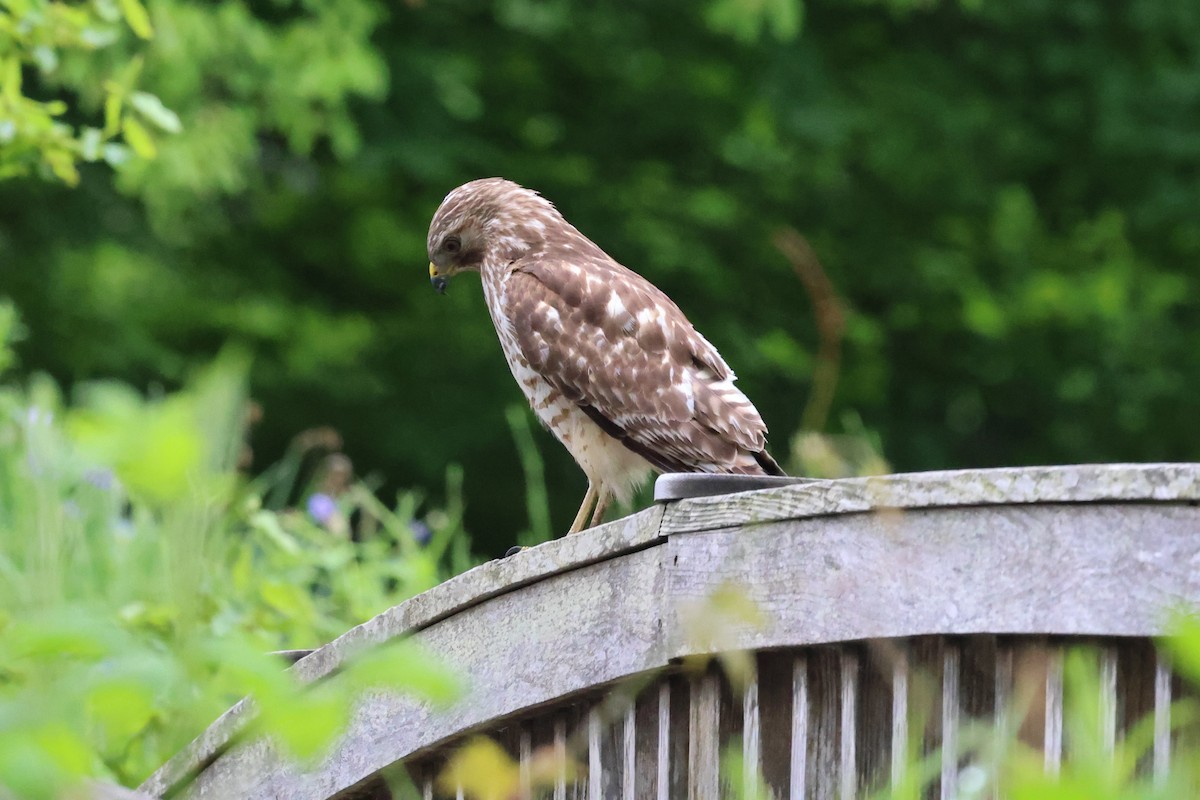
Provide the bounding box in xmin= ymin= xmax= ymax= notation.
xmin=427 ymin=178 xmax=784 ymax=534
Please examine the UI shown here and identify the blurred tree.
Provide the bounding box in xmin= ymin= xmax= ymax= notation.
xmin=1 ymin=0 xmax=1197 ymax=554
xmin=0 ymin=0 xmax=177 ymax=183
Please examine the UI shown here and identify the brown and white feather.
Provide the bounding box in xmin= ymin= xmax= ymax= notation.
xmin=429 ymin=178 xmax=782 ymax=506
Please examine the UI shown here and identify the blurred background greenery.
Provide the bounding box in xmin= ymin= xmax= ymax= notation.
xmin=2 ymin=2 xmax=1199 ymax=794
xmin=2 ymin=0 xmax=1197 ymax=554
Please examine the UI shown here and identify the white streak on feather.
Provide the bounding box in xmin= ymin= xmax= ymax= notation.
xmin=606 ymin=293 xmax=627 ymax=318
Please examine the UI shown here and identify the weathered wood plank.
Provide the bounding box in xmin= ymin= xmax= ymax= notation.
xmin=1155 ymin=653 xmax=1172 ymax=787
xmin=660 ymin=464 xmax=1200 ymax=535
xmin=1044 ymin=648 xmax=1064 ymax=776
xmin=554 ymin=715 xmax=568 ymax=800
xmin=520 ymin=730 xmax=532 ymax=800
xmin=743 ymin=673 xmax=761 ymax=800
xmin=940 ymin=643 xmax=960 ymax=800
xmin=666 ymin=505 xmax=1200 ymax=658
xmin=994 ymin=640 xmax=1013 ymax=799
xmin=856 ymin=645 xmax=893 ymax=795
xmin=891 ymin=648 xmax=908 ymax=789
xmin=668 ymin=677 xmax=690 ymax=800
xmin=839 ymin=651 xmax=859 ymax=800
xmin=176 ymin=549 xmax=667 ymax=800
xmin=809 ymin=650 xmax=840 ymax=800
xmin=1099 ymin=646 xmax=1118 ymax=757
xmin=589 ymin=709 xmax=602 ymax=800
xmin=756 ymin=653 xmax=794 ymax=797
xmin=687 ymin=674 xmax=721 ymax=800
xmin=790 ymin=655 xmax=809 ymax=800
xmin=623 ymin=703 xmax=636 ymax=800
xmin=656 ymin=683 xmax=670 ymax=800
xmin=630 ymin=684 xmax=658 ymax=800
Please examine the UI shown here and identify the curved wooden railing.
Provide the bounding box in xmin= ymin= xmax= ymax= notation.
xmin=142 ymin=464 xmax=1200 ymax=799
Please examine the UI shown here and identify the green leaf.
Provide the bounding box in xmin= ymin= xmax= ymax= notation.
xmin=130 ymin=91 xmax=182 ymax=134
xmin=103 ymin=89 xmax=123 ymax=136
xmin=1 ymin=57 xmax=20 ymax=102
xmin=86 ymin=680 xmax=157 ymax=748
xmin=258 ymin=683 xmax=348 ymax=761
xmin=79 ymin=127 xmax=103 ymax=161
xmin=252 ymin=510 xmax=301 ymax=555
xmin=120 ymin=116 xmax=156 ymax=159
xmin=102 ymin=142 xmax=132 ymax=166
xmin=44 ymin=149 xmax=80 ymax=186
xmin=437 ymin=737 xmax=519 ymax=800
xmin=1166 ymin=612 xmax=1200 ymax=686
xmin=4 ymin=613 xmax=121 ymax=662
xmin=118 ymin=0 xmax=154 ymax=39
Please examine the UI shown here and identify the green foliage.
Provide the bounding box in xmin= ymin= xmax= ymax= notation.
xmin=0 ymin=299 xmax=20 ymax=374
xmin=0 ymin=333 xmax=472 ymax=797
xmin=0 ymin=0 xmax=176 ymax=183
xmin=1 ymin=1 xmax=1197 ymax=558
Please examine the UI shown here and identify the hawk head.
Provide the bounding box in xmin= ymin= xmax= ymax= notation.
xmin=426 ymin=178 xmax=557 ymax=293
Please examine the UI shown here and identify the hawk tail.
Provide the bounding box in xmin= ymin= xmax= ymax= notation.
xmin=753 ymin=449 xmax=787 ymax=476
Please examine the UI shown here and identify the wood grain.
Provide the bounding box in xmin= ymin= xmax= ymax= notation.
xmin=660 ymin=463 xmax=1200 ymax=535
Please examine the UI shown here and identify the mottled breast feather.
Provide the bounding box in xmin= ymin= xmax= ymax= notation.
xmin=504 ymin=248 xmax=780 ymax=475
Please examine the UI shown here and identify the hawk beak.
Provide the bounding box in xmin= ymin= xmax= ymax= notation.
xmin=429 ymin=262 xmax=448 ymax=295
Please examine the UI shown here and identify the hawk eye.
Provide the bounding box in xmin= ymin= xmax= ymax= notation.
xmin=444 ymin=236 xmax=461 ymax=254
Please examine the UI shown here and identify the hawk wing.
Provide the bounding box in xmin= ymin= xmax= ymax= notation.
xmin=504 ymin=252 xmax=782 ymax=475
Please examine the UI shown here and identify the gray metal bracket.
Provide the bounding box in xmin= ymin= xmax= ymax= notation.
xmin=653 ymin=472 xmax=819 ymax=502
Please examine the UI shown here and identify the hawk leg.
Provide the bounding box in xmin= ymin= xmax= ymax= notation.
xmin=568 ymin=482 xmax=599 ymax=534
xmin=587 ymin=489 xmax=612 ymax=529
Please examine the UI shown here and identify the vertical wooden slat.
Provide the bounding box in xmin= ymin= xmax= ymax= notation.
xmin=993 ymin=643 xmax=1013 ymax=800
xmin=759 ymin=653 xmax=797 ymax=797
xmin=744 ymin=672 xmax=762 ymax=800
xmin=1154 ymin=652 xmax=1172 ymax=787
xmin=1044 ymin=649 xmax=1064 ymax=776
xmin=689 ymin=673 xmax=721 ymax=800
xmin=624 ymin=703 xmax=636 ymax=800
xmin=633 ymin=684 xmax=659 ymax=800
xmin=790 ymin=655 xmax=809 ymax=800
xmin=891 ymin=649 xmax=908 ymax=789
xmin=994 ymin=644 xmax=1013 ymax=734
xmin=1099 ymin=647 xmax=1119 ymax=758
xmin=589 ymin=709 xmax=602 ymax=800
xmin=810 ymin=650 xmax=841 ymax=800
xmin=456 ymin=784 xmax=465 ymax=800
xmin=840 ymin=651 xmax=859 ymax=800
xmin=423 ymin=777 xmax=433 ymax=800
xmin=940 ymin=644 xmax=960 ymax=800
xmin=520 ymin=729 xmax=532 ymax=799
xmin=657 ymin=682 xmax=671 ymax=800
xmin=555 ymin=717 xmax=568 ymax=800
xmin=670 ymin=678 xmax=691 ymax=799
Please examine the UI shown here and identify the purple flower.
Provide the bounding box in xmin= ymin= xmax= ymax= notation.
xmin=307 ymin=493 xmax=336 ymax=525
xmin=84 ymin=468 xmax=116 ymax=491
xmin=410 ymin=520 xmax=432 ymax=547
